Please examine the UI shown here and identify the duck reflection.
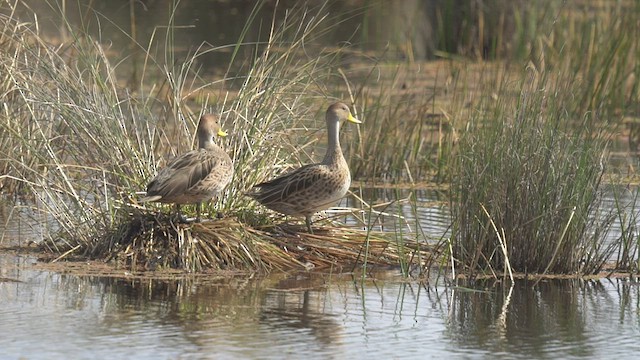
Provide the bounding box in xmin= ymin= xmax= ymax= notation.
xmin=76 ymin=272 xmax=341 ymax=352
xmin=259 ymin=276 xmax=342 ymax=346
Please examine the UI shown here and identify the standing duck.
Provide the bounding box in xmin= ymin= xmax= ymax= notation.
xmin=141 ymin=114 xmax=233 ymax=221
xmin=247 ymin=102 xmax=361 ymax=233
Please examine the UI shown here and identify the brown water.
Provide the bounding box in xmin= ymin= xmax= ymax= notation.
xmin=15 ymin=0 xmax=438 ymax=69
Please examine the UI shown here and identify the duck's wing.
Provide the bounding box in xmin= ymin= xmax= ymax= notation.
xmin=147 ymin=149 xmax=229 ymax=199
xmin=249 ymin=164 xmax=326 ymax=204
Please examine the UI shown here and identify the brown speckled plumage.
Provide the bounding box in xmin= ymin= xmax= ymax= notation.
xmin=141 ymin=114 xmax=233 ymax=221
xmin=247 ymin=102 xmax=361 ymax=232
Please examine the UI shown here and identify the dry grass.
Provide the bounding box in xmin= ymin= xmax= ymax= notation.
xmin=81 ymin=210 xmax=437 ymax=273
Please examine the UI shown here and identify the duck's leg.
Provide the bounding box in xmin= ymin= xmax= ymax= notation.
xmin=211 ymin=199 xmax=224 ymax=219
xmin=305 ymin=215 xmax=314 ymax=234
xmin=195 ymin=202 xmax=202 ymax=222
xmin=174 ymin=204 xmax=190 ymax=223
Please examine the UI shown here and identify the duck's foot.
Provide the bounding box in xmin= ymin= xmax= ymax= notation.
xmin=173 ymin=213 xmax=196 ymax=223
xmin=305 ymin=216 xmax=314 ymax=234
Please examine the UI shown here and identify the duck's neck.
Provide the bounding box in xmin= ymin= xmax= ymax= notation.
xmin=322 ymin=120 xmax=345 ymax=166
xmin=198 ymin=134 xmax=215 ymax=150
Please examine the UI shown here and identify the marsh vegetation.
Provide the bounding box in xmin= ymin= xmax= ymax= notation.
xmin=0 ymin=0 xmax=639 ymax=278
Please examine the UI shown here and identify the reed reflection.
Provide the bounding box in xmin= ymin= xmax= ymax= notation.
xmin=446 ymin=279 xmax=611 ymax=357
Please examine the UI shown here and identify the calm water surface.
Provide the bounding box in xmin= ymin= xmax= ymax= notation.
xmin=1 ymin=252 xmax=639 ymax=359
xmin=1 ymin=193 xmax=640 ymax=359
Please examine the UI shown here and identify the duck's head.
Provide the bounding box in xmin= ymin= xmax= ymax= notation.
xmin=198 ymin=114 xmax=227 ymax=137
xmin=197 ymin=114 xmax=227 ymax=148
xmin=326 ymin=102 xmax=361 ymax=125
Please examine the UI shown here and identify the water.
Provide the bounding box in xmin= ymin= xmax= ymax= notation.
xmin=1 ymin=252 xmax=639 ymax=359
xmin=2 ymin=194 xmax=640 ymax=359
xmin=15 ymin=0 xmax=438 ymax=70
xmin=1 ymin=176 xmax=639 ymax=359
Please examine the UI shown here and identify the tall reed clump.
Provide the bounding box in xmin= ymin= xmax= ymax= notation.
xmin=447 ymin=0 xmax=640 ymax=277
xmin=0 ymin=3 xmax=155 ymax=253
xmin=449 ymin=68 xmax=616 ymax=277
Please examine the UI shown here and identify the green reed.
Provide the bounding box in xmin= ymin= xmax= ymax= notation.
xmin=609 ymin=186 xmax=640 ymax=273
xmin=446 ymin=0 xmax=640 ymax=277
xmin=451 ymin=70 xmax=604 ymax=276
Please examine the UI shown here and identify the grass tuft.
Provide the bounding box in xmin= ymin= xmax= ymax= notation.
xmin=83 ymin=210 xmax=435 ymax=273
xmin=449 ymin=68 xmax=615 ymax=277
